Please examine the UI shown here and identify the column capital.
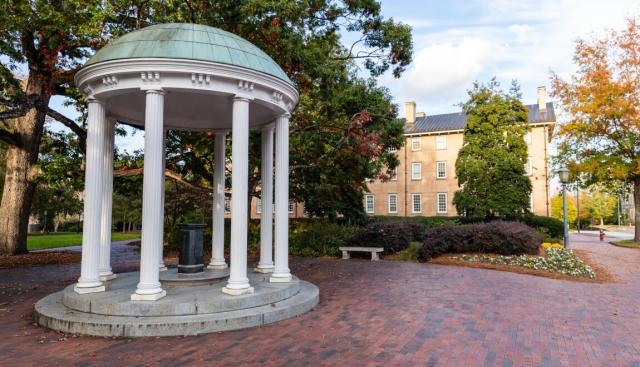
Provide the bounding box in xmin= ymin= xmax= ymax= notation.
xmin=232 ymin=95 xmax=253 ymax=102
xmin=277 ymin=112 xmax=291 ymax=119
xmin=144 ymin=88 xmax=165 ymax=95
xmin=261 ymin=123 xmax=276 ymax=131
xmin=86 ymin=96 xmax=105 ymax=106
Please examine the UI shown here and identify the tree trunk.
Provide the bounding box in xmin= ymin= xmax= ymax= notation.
xmin=634 ymin=176 xmax=640 ymax=242
xmin=0 ymin=85 xmax=48 ymax=254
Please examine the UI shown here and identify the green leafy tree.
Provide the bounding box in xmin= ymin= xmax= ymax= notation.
xmin=584 ymin=186 xmax=617 ymax=226
xmin=30 ymin=129 xmax=84 ymax=232
xmin=551 ymin=194 xmax=577 ymax=227
xmin=0 ymin=1 xmax=136 ymax=254
xmin=453 ymin=80 xmax=532 ymax=218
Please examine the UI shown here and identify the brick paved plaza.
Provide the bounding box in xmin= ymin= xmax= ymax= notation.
xmin=1 ymin=233 xmax=639 ymax=366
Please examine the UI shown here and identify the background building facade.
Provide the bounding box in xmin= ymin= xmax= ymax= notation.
xmin=366 ymin=87 xmax=556 ymax=217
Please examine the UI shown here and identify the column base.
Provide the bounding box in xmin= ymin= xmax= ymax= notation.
xmin=131 ymin=289 xmax=166 ymax=301
xmin=99 ymin=272 xmax=117 ymax=282
xmin=207 ymin=262 xmax=228 ymax=270
xmin=254 ymin=265 xmax=274 ymax=273
xmin=74 ymin=284 xmax=106 ymax=294
xmin=269 ymin=273 xmax=292 ymax=283
xmin=221 ymin=286 xmax=254 ymax=296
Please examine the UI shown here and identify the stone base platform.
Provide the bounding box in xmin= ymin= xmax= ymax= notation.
xmin=34 ymin=272 xmax=318 ymax=337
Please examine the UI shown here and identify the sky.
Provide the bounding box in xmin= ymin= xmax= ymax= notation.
xmin=47 ymin=0 xmax=640 ymax=153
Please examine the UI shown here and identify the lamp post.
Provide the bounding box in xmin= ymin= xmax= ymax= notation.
xmin=557 ymin=165 xmax=570 ymax=249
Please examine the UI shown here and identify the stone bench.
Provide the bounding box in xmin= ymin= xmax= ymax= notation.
xmin=339 ymin=246 xmax=384 ymax=261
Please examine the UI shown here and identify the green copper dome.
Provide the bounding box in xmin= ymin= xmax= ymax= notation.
xmin=86 ymin=23 xmax=293 ymax=85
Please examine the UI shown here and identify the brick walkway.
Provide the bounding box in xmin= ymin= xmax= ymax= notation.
xmin=1 ymin=234 xmax=639 ymax=366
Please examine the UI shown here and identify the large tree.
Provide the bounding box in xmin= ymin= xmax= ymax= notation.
xmin=0 ymin=1 xmax=118 ymax=254
xmin=453 ymin=80 xmax=532 ymax=218
xmin=551 ymin=18 xmax=640 ymax=241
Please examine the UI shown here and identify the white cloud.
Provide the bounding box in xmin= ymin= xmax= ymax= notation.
xmin=382 ymin=0 xmax=640 ymax=117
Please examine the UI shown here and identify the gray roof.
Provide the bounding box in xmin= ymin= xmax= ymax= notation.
xmin=405 ymin=102 xmax=555 ymax=134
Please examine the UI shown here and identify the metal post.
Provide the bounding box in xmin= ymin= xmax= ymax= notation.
xmin=576 ymin=185 xmax=580 ymax=234
xmin=563 ymin=183 xmax=569 ymax=249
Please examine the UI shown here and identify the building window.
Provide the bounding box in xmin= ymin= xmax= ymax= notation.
xmin=412 ymin=193 xmax=422 ymax=214
xmin=387 ymin=146 xmax=398 ymax=153
xmin=530 ymin=193 xmax=534 ymax=212
xmin=437 ymin=193 xmax=448 ymax=214
xmin=365 ymin=195 xmax=375 ymax=214
xmin=524 ymin=132 xmax=532 ymax=144
xmin=436 ymin=135 xmax=447 ymax=150
xmin=389 ymin=167 xmax=397 ymax=181
xmin=436 ymin=161 xmax=447 ymax=179
xmin=411 ymin=138 xmax=421 ymax=151
xmin=224 ymin=197 xmax=231 ymax=213
xmin=411 ymin=162 xmax=422 ymax=180
xmin=524 ymin=158 xmax=532 ymax=176
xmin=388 ymin=194 xmax=398 ymax=214
xmin=256 ymin=198 xmax=262 ymax=214
xmin=288 ymin=199 xmax=294 ymax=213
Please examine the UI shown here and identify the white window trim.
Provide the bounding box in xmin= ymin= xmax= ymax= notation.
xmin=437 ymin=193 xmax=448 ymax=214
xmin=224 ymin=197 xmax=231 ymax=213
xmin=412 ymin=193 xmax=422 ymax=214
xmin=390 ymin=167 xmax=398 ymax=181
xmin=365 ymin=195 xmax=375 ymax=214
xmin=436 ymin=135 xmax=447 ymax=150
xmin=256 ymin=198 xmax=262 ymax=214
xmin=524 ymin=131 xmax=532 ymax=144
xmin=436 ymin=161 xmax=447 ymax=179
xmin=525 ymin=158 xmax=533 ymax=176
xmin=387 ymin=147 xmax=398 ymax=153
xmin=411 ymin=138 xmax=421 ymax=151
xmin=388 ymin=194 xmax=398 ymax=214
xmin=288 ymin=199 xmax=294 ymax=214
xmin=411 ymin=162 xmax=422 ymax=180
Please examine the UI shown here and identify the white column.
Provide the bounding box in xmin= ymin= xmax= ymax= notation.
xmin=208 ymin=131 xmax=228 ymax=269
xmin=255 ymin=125 xmax=274 ymax=273
xmin=270 ymin=114 xmax=292 ymax=283
xmin=132 ymin=89 xmax=166 ymax=301
xmin=75 ymin=98 xmax=106 ymax=293
xmin=98 ymin=118 xmax=116 ymax=281
xmin=158 ymin=130 xmax=168 ymax=271
xmin=222 ymin=97 xmax=254 ymax=295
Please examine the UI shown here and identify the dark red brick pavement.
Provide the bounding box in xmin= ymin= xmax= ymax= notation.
xmin=1 ymin=233 xmax=639 ymax=366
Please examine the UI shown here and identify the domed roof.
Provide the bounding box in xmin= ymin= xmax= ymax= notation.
xmin=85 ymin=23 xmax=293 ymax=85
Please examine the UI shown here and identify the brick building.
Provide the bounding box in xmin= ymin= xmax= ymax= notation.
xmin=364 ymin=86 xmax=556 ymax=217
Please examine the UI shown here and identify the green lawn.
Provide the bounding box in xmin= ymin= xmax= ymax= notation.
xmin=27 ymin=232 xmax=141 ymax=250
xmin=611 ymin=240 xmax=640 ymax=249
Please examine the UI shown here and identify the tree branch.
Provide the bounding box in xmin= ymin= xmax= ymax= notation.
xmin=0 ymin=128 xmax=20 ymax=146
xmin=114 ymin=167 xmax=210 ymax=194
xmin=46 ymin=107 xmax=87 ymax=154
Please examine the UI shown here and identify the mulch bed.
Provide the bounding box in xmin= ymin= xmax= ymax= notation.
xmin=430 ymin=249 xmax=615 ymax=284
xmin=0 ymin=251 xmax=81 ymax=269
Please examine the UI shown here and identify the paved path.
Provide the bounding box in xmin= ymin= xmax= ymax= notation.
xmin=1 ymin=235 xmax=640 ymax=366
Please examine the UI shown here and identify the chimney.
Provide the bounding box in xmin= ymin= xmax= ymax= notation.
xmin=405 ymin=101 xmax=416 ymax=125
xmin=537 ymin=86 xmax=547 ymax=112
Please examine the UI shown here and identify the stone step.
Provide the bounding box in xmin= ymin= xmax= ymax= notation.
xmin=35 ymin=280 xmax=319 ymax=337
xmin=62 ymin=271 xmax=299 ymax=317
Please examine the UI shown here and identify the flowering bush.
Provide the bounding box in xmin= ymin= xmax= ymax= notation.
xmin=541 ymin=242 xmax=563 ymax=249
xmin=452 ymin=247 xmax=595 ymax=279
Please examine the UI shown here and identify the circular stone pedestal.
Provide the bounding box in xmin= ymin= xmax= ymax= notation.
xmin=34 ymin=272 xmax=318 ymax=337
xmin=159 ymin=267 xmax=230 ymax=287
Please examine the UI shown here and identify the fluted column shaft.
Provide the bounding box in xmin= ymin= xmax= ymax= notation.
xmin=159 ymin=130 xmax=168 ymax=271
xmin=270 ymin=114 xmax=292 ymax=283
xmin=132 ymin=89 xmax=166 ymax=301
xmin=98 ymin=119 xmax=116 ymax=281
xmin=256 ymin=125 xmax=274 ymax=273
xmin=75 ymin=98 xmax=106 ymax=293
xmin=209 ymin=131 xmax=228 ymax=269
xmin=222 ymin=97 xmax=254 ymax=295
